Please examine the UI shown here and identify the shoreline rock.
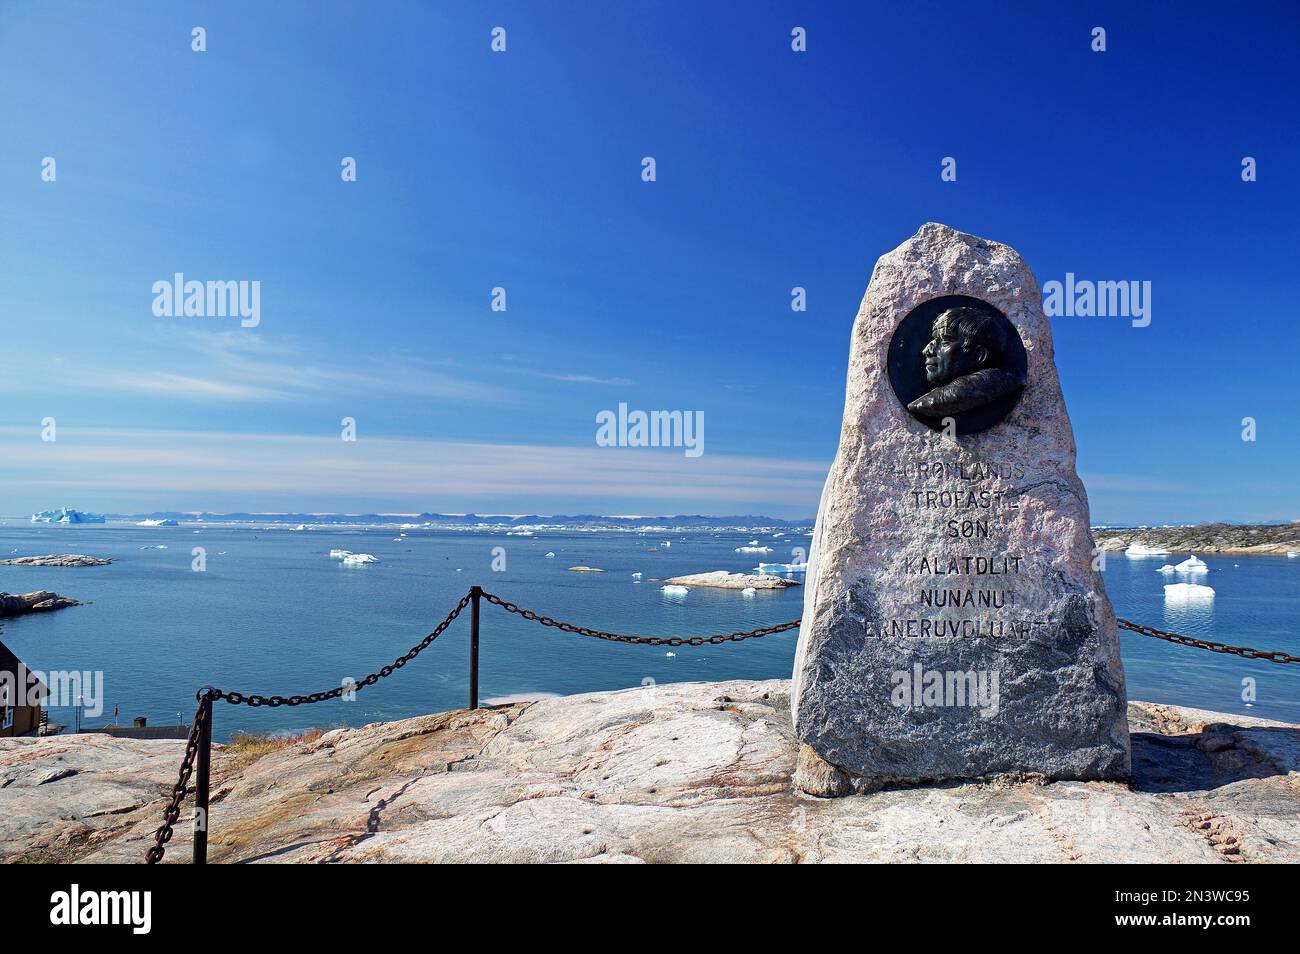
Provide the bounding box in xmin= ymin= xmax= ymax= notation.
xmin=661 ymin=571 xmax=799 ymax=589
xmin=0 ymin=591 xmax=82 ymax=618
xmin=1096 ymin=523 xmax=1300 ymax=555
xmin=0 ymin=554 xmax=113 ymax=568
xmin=4 ymin=679 xmax=1296 ymax=864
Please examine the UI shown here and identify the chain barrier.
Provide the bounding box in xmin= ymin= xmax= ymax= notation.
xmin=143 ymin=592 xmax=471 ymax=863
xmin=479 ymin=590 xmax=800 ymax=646
xmin=214 ymin=591 xmax=472 ymax=708
xmin=144 ymin=689 xmax=211 ymax=865
xmin=1117 ymin=618 xmax=1300 ymax=665
xmin=143 ymin=588 xmax=1299 ymax=863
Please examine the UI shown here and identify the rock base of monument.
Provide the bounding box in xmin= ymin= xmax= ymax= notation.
xmin=792 ymin=743 xmax=1067 ymax=797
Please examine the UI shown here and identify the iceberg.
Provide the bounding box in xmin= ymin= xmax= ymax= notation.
xmin=631 ymin=571 xmax=642 ymax=578
xmin=1156 ymin=564 xmax=1176 ymax=574
xmin=342 ymin=553 xmax=379 ymax=565
xmin=661 ymin=584 xmax=689 ymax=596
xmin=1289 ymin=551 xmax=1299 ymax=559
xmin=329 ymin=549 xmax=353 ymax=559
xmin=31 ymin=508 xmax=105 ymax=524
xmin=741 ymin=587 xmax=757 ymax=596
xmin=1164 ymin=582 xmax=1214 ymax=601
xmin=755 ymin=561 xmax=808 ymax=573
xmin=545 ymin=551 xmax=556 ymax=558
xmin=1125 ymin=543 xmax=1170 ymax=557
xmin=1174 ymin=554 xmax=1209 ymax=574
xmin=137 ymin=518 xmax=179 ymax=527
xmin=735 ymin=546 xmax=773 ymax=554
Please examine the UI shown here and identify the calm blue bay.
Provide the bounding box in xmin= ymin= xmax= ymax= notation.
xmin=2 ymin=524 xmax=1297 ymax=740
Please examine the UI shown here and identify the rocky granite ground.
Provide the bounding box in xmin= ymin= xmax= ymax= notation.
xmin=0 ymin=590 xmax=81 ymax=618
xmin=660 ymin=571 xmax=799 ymax=589
xmin=0 ymin=554 xmax=112 ymax=567
xmin=1 ymin=680 xmax=1296 ymax=864
xmin=1096 ymin=523 xmax=1300 ymax=555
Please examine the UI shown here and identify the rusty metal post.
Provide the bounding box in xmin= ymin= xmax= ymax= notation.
xmin=193 ymin=689 xmax=214 ymax=865
xmin=469 ymin=587 xmax=482 ymax=710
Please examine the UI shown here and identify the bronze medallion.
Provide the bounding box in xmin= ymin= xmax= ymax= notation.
xmin=886 ymin=295 xmax=1027 ymax=434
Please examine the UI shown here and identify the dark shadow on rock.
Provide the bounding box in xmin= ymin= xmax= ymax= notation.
xmin=1129 ymin=725 xmax=1296 ymax=794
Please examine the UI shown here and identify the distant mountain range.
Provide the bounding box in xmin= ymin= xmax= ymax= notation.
xmin=79 ymin=511 xmax=815 ymax=529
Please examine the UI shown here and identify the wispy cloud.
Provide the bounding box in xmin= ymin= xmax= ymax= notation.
xmin=1 ymin=329 xmax=506 ymax=404
xmin=497 ymin=353 xmax=633 ymax=387
xmin=73 ymin=370 xmax=286 ymax=402
xmin=0 ymin=426 xmax=827 ymax=514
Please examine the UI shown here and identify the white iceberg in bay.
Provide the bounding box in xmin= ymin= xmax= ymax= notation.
xmin=342 ymin=553 xmax=379 ymax=565
xmin=1164 ymin=582 xmax=1214 ymax=601
xmin=1125 ymin=543 xmax=1170 ymax=557
xmin=735 ymin=546 xmax=773 ymax=554
xmin=631 ymin=571 xmax=642 ymax=578
xmin=138 ymin=518 xmax=179 ymax=527
xmin=31 ymin=508 xmax=105 ymax=524
xmin=1156 ymin=564 xmax=1176 ymax=574
xmin=661 ymin=584 xmax=689 ymax=596
xmin=755 ymin=561 xmax=807 ymax=573
xmin=329 ymin=549 xmax=353 ymax=559
xmin=741 ymin=587 xmax=757 ymax=597
xmin=1174 ymin=554 xmax=1209 ymax=574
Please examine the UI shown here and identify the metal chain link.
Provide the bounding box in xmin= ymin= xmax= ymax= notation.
xmin=213 ymin=591 xmax=473 ymax=707
xmin=479 ymin=590 xmax=800 ymax=646
xmin=144 ymin=689 xmax=212 ymax=864
xmin=1117 ymin=618 xmax=1300 ymax=664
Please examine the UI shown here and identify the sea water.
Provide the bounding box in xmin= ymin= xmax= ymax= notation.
xmin=0 ymin=524 xmax=1296 ymax=740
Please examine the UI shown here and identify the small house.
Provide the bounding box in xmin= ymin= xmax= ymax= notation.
xmin=0 ymin=639 xmax=46 ymax=737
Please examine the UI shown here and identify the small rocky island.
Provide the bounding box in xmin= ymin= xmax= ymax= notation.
xmin=1095 ymin=522 xmax=1300 ymax=555
xmin=1 ymin=554 xmax=113 ymax=567
xmin=0 ymin=591 xmax=82 ymax=618
xmin=660 ymin=571 xmax=800 ymax=589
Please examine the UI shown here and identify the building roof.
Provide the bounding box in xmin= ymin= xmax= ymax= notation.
xmin=83 ymin=725 xmax=192 ymax=740
xmin=0 ymin=638 xmax=47 ymax=696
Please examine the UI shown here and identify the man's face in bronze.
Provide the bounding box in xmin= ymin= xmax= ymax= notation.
xmin=921 ymin=314 xmax=987 ymax=385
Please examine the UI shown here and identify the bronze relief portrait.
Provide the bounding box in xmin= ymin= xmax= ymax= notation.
xmin=886 ymin=295 xmax=1028 ymax=434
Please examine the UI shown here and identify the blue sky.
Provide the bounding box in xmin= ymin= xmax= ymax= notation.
xmin=1 ymin=1 xmax=1297 ymax=521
